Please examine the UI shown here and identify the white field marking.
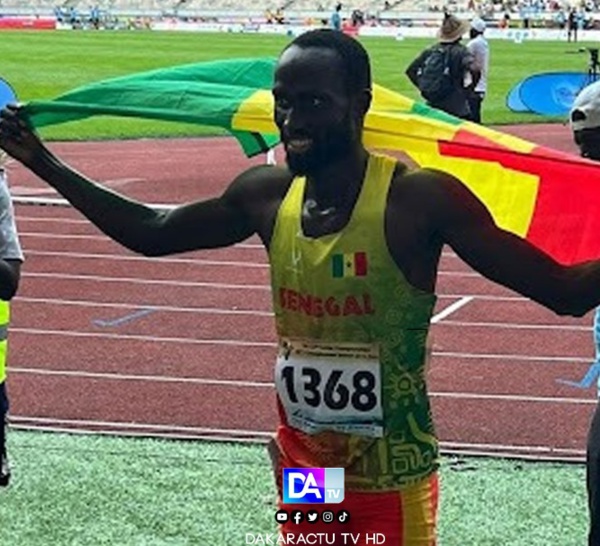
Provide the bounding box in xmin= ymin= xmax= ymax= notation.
xmin=9 ymin=415 xmax=273 ymax=438
xmin=21 ymin=251 xmax=477 ymax=277
xmin=440 ymin=294 xmax=527 ymax=301
xmin=10 ymin=367 xmax=273 ymax=388
xmin=10 ymin=328 xmax=276 ymax=346
xmin=434 ymin=351 xmax=591 ymax=362
xmin=440 ymin=320 xmax=590 ymax=331
xmin=8 ymin=366 xmax=596 ymax=405
xmin=13 ymin=196 xmax=176 ymax=209
xmin=18 ymin=226 xmax=459 ymax=258
xmin=103 ymin=178 xmax=146 ymax=187
xmin=8 ymin=328 xmax=592 ymax=362
xmin=18 ymin=231 xmax=266 ymax=250
xmin=14 ymin=296 xmax=589 ymax=331
xmin=431 ymin=296 xmax=473 ymax=323
xmin=10 ymin=186 xmax=59 ymax=196
xmin=21 ymin=271 xmax=529 ymax=302
xmin=440 ymin=440 xmax=585 ymax=455
xmin=15 ymin=216 xmax=120 ymax=224
xmin=438 ymin=271 xmax=479 ymax=277
xmin=431 ymin=391 xmax=595 ymax=404
xmin=9 ymin=425 xmax=271 ymax=444
xmin=8 ymin=420 xmax=586 ymax=459
xmin=15 ymin=296 xmax=274 ymax=316
xmin=7 ymin=421 xmax=587 ymax=459
xmin=439 ymin=448 xmax=584 ymax=462
xmin=23 ymin=250 xmax=269 ymax=268
xmin=23 ymin=272 xmax=272 ymax=290
xmin=24 ymin=249 xmax=473 ymax=275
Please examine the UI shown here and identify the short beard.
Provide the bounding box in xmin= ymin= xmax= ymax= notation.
xmin=285 ymin=124 xmax=355 ymax=176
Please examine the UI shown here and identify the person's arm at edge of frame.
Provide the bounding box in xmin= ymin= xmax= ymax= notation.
xmin=463 ymin=46 xmax=481 ymax=95
xmin=0 ymin=259 xmax=20 ymax=302
xmin=420 ymin=168 xmax=600 ymax=317
xmin=0 ymin=104 xmax=278 ymax=257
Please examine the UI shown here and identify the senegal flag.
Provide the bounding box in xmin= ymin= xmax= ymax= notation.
xmin=332 ymin=252 xmax=368 ymax=278
xmin=20 ymin=57 xmax=600 ymax=265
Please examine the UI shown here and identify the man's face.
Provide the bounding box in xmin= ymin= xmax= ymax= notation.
xmin=273 ymin=45 xmax=362 ymax=175
xmin=575 ymin=128 xmax=600 ymax=161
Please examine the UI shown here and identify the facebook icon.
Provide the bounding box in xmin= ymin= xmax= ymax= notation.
xmin=282 ymin=468 xmax=345 ymax=504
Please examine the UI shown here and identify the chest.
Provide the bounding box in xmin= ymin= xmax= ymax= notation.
xmin=300 ymin=199 xmax=354 ymax=239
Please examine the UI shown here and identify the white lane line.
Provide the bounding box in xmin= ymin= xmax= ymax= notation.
xmin=20 ymin=273 xmax=529 ymax=303
xmin=441 ymin=440 xmax=585 ymax=455
xmin=7 ymin=328 xmax=593 ymax=362
xmin=9 ymin=416 xmax=273 ymax=438
xmin=15 ymin=297 xmax=274 ymax=316
xmin=10 ymin=367 xmax=272 ymax=388
xmin=9 ymin=328 xmax=276 ymax=347
xmin=8 ymin=367 xmax=596 ymax=405
xmin=18 ymin=231 xmax=267 ymax=250
xmin=431 ymin=296 xmax=473 ymax=323
xmin=433 ymin=392 xmax=595 ymax=404
xmin=18 ymin=285 xmax=529 ymax=302
xmin=20 ymin=249 xmax=478 ymax=275
xmin=8 ymin=419 xmax=586 ymax=459
xmin=22 ymin=273 xmax=272 ymax=290
xmin=23 ymin=250 xmax=269 ymax=268
xmin=14 ymin=298 xmax=588 ymax=331
xmin=440 ymin=320 xmax=590 ymax=331
xmin=435 ymin=351 xmax=591 ymax=363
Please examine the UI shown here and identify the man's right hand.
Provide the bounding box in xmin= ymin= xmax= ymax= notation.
xmin=0 ymin=104 xmax=47 ymax=168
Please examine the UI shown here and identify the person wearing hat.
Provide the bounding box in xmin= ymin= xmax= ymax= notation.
xmin=406 ymin=13 xmax=480 ymax=119
xmin=570 ymin=81 xmax=600 ymax=546
xmin=466 ymin=17 xmax=489 ymax=123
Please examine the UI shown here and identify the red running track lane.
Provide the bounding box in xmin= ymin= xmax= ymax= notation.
xmin=5 ymin=128 xmax=596 ymax=460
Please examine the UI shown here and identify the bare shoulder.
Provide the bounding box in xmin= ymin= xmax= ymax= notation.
xmin=221 ymin=163 xmax=294 ymax=244
xmin=391 ymin=164 xmax=463 ymax=192
xmin=222 ymin=163 xmax=294 ymax=212
xmin=389 ymin=164 xmax=491 ymax=223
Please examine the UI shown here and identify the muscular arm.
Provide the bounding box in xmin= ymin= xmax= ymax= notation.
xmin=429 ymin=170 xmax=600 ymax=317
xmin=0 ymin=105 xmax=285 ymax=256
xmin=31 ymin=150 xmax=273 ymax=255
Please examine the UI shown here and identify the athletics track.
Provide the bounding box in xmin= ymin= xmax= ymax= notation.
xmin=4 ymin=123 xmax=594 ymax=462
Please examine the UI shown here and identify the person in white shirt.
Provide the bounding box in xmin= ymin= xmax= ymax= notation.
xmin=466 ymin=17 xmax=489 ymax=123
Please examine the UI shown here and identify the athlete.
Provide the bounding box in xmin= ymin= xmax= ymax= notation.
xmin=2 ymin=29 xmax=600 ymax=544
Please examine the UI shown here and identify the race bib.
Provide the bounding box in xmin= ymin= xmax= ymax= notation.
xmin=275 ymin=339 xmax=383 ymax=438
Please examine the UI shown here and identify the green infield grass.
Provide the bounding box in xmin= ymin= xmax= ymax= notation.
xmin=0 ymin=30 xmax=593 ymax=140
xmin=0 ymin=430 xmax=589 ymax=546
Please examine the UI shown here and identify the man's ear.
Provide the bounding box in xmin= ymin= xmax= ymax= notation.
xmin=357 ymin=88 xmax=372 ymax=118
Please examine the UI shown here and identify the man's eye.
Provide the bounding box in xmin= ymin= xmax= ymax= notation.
xmin=275 ymin=97 xmax=291 ymax=110
xmin=311 ymin=97 xmax=325 ymax=108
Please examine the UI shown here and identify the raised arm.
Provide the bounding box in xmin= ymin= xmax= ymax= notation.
xmin=429 ymin=169 xmax=600 ymax=317
xmin=0 ymin=105 xmax=277 ymax=256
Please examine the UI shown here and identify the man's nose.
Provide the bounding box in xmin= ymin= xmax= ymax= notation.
xmin=282 ymin=107 xmax=307 ymax=133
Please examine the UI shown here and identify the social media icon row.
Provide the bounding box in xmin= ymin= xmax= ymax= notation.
xmin=275 ymin=509 xmax=350 ymax=525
